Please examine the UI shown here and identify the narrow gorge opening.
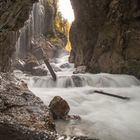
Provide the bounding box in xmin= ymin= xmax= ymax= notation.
xmin=58 ymin=0 xmax=75 ymax=52
xmin=58 ymin=0 xmax=74 ymax=23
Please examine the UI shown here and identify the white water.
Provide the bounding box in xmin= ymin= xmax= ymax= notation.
xmin=15 ymin=55 xmax=140 ymax=140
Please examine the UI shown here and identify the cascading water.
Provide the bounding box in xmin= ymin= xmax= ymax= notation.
xmin=13 ymin=0 xmax=140 ymax=139
xmin=15 ymin=0 xmax=56 ymax=59
xmin=14 ymin=54 xmax=140 ymax=140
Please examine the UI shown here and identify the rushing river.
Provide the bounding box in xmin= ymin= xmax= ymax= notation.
xmin=15 ymin=55 xmax=140 ymax=140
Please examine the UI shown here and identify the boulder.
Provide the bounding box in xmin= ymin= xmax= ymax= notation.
xmin=13 ymin=59 xmax=25 ymax=71
xmin=49 ymin=96 xmax=70 ymax=119
xmin=63 ymin=115 xmax=81 ymax=121
xmin=24 ymin=61 xmax=37 ymax=71
xmin=32 ymin=66 xmax=48 ymax=76
xmin=60 ymin=63 xmax=71 ymax=69
xmin=73 ymin=66 xmax=87 ymax=74
xmin=24 ymin=58 xmax=39 ymax=72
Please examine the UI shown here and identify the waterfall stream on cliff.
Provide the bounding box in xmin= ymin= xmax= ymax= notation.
xmin=14 ymin=54 xmax=140 ymax=140
xmin=15 ymin=0 xmax=55 ymax=59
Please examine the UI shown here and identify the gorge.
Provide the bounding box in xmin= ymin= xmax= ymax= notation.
xmin=0 ymin=0 xmax=140 ymax=140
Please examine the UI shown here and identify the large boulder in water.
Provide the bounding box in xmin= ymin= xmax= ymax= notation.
xmin=60 ymin=63 xmax=71 ymax=69
xmin=49 ymin=96 xmax=70 ymax=119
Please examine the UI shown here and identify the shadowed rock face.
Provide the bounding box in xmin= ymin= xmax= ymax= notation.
xmin=70 ymin=0 xmax=140 ymax=78
xmin=0 ymin=32 xmax=17 ymax=72
xmin=0 ymin=0 xmax=38 ymax=31
xmin=0 ymin=0 xmax=38 ymax=72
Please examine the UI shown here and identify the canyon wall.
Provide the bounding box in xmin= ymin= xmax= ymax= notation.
xmin=0 ymin=0 xmax=38 ymax=72
xmin=70 ymin=0 xmax=140 ymax=78
xmin=0 ymin=0 xmax=67 ymax=72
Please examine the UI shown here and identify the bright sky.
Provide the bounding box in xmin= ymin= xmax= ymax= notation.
xmin=58 ymin=0 xmax=74 ymax=23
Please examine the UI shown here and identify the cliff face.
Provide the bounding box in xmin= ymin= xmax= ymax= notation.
xmin=0 ymin=0 xmax=38 ymax=31
xmin=70 ymin=0 xmax=140 ymax=78
xmin=0 ymin=0 xmax=67 ymax=72
xmin=0 ymin=0 xmax=38 ymax=72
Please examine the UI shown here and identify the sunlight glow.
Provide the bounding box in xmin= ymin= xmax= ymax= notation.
xmin=58 ymin=0 xmax=74 ymax=23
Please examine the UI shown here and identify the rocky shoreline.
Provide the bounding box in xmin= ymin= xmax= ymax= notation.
xmin=0 ymin=72 xmax=98 ymax=140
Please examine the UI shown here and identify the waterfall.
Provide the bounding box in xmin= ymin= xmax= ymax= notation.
xmin=15 ymin=0 xmax=55 ymax=59
xmin=14 ymin=53 xmax=140 ymax=140
xmin=13 ymin=0 xmax=140 ymax=139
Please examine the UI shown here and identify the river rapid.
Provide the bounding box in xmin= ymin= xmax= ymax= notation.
xmin=15 ymin=54 xmax=140 ymax=140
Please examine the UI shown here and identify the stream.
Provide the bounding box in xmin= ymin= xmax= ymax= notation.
xmin=15 ymin=54 xmax=140 ymax=140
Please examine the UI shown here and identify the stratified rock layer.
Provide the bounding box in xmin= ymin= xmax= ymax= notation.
xmin=70 ymin=0 xmax=140 ymax=78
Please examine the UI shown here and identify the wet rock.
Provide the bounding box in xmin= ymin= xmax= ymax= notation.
xmin=15 ymin=53 xmax=48 ymax=76
xmin=60 ymin=63 xmax=71 ymax=69
xmin=13 ymin=59 xmax=25 ymax=71
xmin=24 ymin=61 xmax=38 ymax=71
xmin=24 ymin=53 xmax=39 ymax=72
xmin=19 ymin=80 xmax=28 ymax=90
xmin=49 ymin=96 xmax=70 ymax=119
xmin=32 ymin=66 xmax=48 ymax=76
xmin=73 ymin=66 xmax=87 ymax=74
xmin=72 ymin=75 xmax=83 ymax=87
xmin=57 ymin=135 xmax=98 ymax=140
xmin=0 ymin=73 xmax=56 ymax=140
xmin=63 ymin=115 xmax=81 ymax=121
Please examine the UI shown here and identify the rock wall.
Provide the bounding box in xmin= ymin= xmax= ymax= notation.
xmin=0 ymin=0 xmax=38 ymax=72
xmin=0 ymin=0 xmax=66 ymax=72
xmin=70 ymin=0 xmax=140 ymax=78
xmin=0 ymin=73 xmax=56 ymax=140
xmin=0 ymin=32 xmax=18 ymax=72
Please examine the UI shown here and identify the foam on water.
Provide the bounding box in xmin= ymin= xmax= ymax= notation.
xmin=14 ymin=55 xmax=140 ymax=140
